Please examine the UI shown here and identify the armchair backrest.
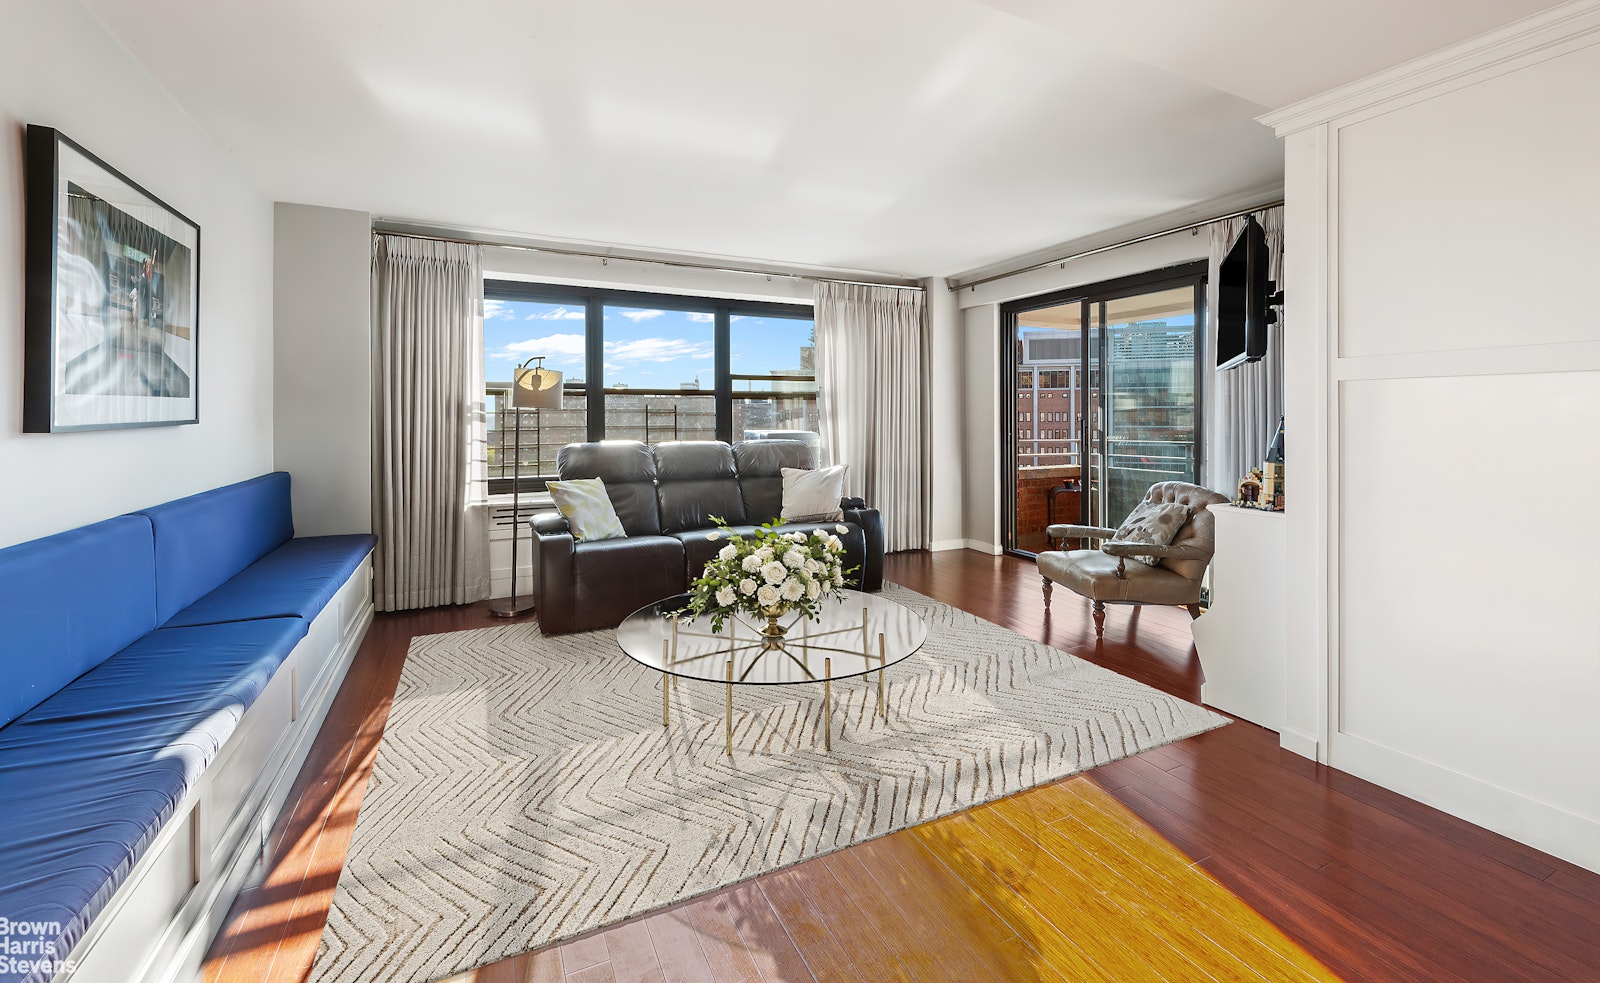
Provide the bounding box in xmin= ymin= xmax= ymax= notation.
xmin=1139 ymin=481 xmax=1229 ymax=582
xmin=555 ymin=441 xmax=661 ymax=536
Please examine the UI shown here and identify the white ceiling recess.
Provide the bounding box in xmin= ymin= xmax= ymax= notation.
xmin=81 ymin=0 xmax=1561 ymax=277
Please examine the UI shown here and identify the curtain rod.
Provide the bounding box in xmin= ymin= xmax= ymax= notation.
xmin=371 ymin=223 xmax=925 ymax=291
xmin=948 ymin=200 xmax=1285 ymax=293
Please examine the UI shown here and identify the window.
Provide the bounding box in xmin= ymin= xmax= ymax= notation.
xmin=483 ymin=281 xmax=814 ymax=492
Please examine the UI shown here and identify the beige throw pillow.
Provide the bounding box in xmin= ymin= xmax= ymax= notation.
xmin=1111 ymin=500 xmax=1191 ymax=566
xmin=780 ymin=465 xmax=847 ymax=523
xmin=546 ymin=478 xmax=627 ymax=542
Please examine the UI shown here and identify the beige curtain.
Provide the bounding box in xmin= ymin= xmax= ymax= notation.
xmin=371 ymin=234 xmax=489 ymax=611
xmin=814 ymin=281 xmax=929 ymax=552
xmin=1202 ymin=206 xmax=1284 ymax=494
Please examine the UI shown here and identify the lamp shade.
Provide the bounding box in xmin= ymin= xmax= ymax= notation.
xmin=512 ymin=363 xmax=563 ymax=409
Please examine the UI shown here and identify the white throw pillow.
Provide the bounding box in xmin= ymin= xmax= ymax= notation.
xmin=780 ymin=465 xmax=847 ymax=522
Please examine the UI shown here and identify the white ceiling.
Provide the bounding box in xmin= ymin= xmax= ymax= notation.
xmin=82 ymin=0 xmax=1559 ymax=277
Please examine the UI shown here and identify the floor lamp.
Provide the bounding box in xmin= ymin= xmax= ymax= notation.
xmin=490 ymin=356 xmax=562 ymax=618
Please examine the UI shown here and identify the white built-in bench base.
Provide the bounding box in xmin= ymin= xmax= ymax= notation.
xmin=59 ymin=558 xmax=373 ymax=983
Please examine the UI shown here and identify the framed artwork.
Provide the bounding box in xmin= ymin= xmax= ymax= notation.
xmin=24 ymin=125 xmax=200 ymax=432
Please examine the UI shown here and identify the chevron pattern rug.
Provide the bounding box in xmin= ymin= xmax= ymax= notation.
xmin=312 ymin=583 xmax=1226 ymax=983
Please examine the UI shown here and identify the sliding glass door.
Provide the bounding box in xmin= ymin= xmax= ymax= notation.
xmin=1094 ymin=285 xmax=1202 ymax=528
xmin=1002 ymin=264 xmax=1205 ymax=555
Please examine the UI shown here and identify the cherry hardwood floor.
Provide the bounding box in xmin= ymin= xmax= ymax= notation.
xmin=202 ymin=550 xmax=1600 ymax=983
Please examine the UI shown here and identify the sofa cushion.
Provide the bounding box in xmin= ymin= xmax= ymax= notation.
xmin=162 ymin=534 xmax=376 ymax=628
xmin=137 ymin=472 xmax=297 ymax=624
xmin=654 ymin=441 xmax=746 ymax=533
xmin=0 ymin=616 xmax=308 ymax=972
xmin=0 ymin=514 xmax=157 ymax=729
xmin=557 ymin=441 xmax=661 ymax=536
xmin=733 ymin=440 xmax=815 ymax=525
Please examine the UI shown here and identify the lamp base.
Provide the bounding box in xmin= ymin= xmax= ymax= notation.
xmin=488 ymin=597 xmax=536 ymax=619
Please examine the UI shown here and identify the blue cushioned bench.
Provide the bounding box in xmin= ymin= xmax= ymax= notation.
xmin=0 ymin=473 xmax=374 ymax=983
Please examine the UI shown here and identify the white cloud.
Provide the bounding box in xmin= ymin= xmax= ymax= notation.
xmin=483 ymin=299 xmax=516 ymax=320
xmin=604 ymin=337 xmax=713 ymax=362
xmin=487 ymin=332 xmax=586 ymax=361
xmin=616 ymin=309 xmax=665 ymax=322
xmin=685 ymin=312 xmax=714 ymax=323
xmin=527 ymin=306 xmax=584 ymax=321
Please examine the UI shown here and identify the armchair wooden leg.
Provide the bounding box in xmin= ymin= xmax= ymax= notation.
xmin=1041 ymin=576 xmax=1053 ymax=608
xmin=1092 ymin=601 xmax=1105 ymax=638
xmin=1186 ymin=603 xmax=1202 ymax=620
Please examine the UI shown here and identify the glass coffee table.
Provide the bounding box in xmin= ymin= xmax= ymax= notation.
xmin=616 ymin=590 xmax=928 ymax=756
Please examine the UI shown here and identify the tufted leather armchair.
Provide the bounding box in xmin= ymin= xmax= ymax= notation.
xmin=1036 ymin=481 xmax=1228 ymax=639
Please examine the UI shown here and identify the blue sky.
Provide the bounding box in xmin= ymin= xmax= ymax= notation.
xmin=483 ymin=299 xmax=812 ymax=390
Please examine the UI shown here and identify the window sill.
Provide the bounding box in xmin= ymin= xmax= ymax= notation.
xmin=488 ymin=492 xmax=555 ymax=510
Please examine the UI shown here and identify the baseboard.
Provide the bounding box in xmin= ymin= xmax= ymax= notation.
xmin=1333 ymin=733 xmax=1600 ymax=874
xmin=963 ymin=539 xmax=1003 ymax=555
xmin=928 ymin=539 xmax=966 ymax=552
xmin=1278 ymin=727 xmax=1319 ymax=761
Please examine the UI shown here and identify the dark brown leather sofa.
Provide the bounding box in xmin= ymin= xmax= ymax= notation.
xmin=529 ymin=439 xmax=885 ymax=633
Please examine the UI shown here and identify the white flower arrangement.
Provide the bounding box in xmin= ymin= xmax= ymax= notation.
xmin=685 ymin=519 xmax=856 ymax=632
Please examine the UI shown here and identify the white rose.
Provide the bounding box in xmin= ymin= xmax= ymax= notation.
xmin=715 ymin=586 xmax=737 ymax=606
xmin=757 ymin=583 xmax=781 ymax=606
xmin=707 ymin=530 xmax=721 ymax=541
xmin=762 ymin=561 xmax=788 ymax=584
xmin=718 ymin=544 xmax=737 ymax=561
xmin=805 ymin=558 xmax=823 ymax=575
xmin=834 ymin=524 xmax=848 ymax=535
xmin=832 ymin=569 xmax=844 ymax=587
xmin=790 ymin=532 xmax=807 ymax=543
xmin=782 ymin=549 xmax=805 ymax=569
xmin=781 ymin=578 xmax=805 ymax=601
xmin=739 ymin=578 xmax=758 ymax=596
xmin=806 ymin=580 xmax=821 ymax=600
xmin=742 ymin=554 xmax=763 ymax=573
xmin=812 ymin=529 xmax=827 ymax=540
xmin=756 ymin=546 xmax=774 ymax=561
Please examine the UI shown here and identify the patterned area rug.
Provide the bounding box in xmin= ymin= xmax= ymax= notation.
xmin=313 ymin=584 xmax=1227 ymax=983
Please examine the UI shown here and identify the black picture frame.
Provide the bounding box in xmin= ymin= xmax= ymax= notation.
xmin=24 ymin=125 xmax=201 ymax=432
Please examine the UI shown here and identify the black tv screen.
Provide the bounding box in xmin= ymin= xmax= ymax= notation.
xmin=1216 ymin=215 xmax=1277 ymax=370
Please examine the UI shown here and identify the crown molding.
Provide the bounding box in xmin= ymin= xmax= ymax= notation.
xmin=1258 ymin=0 xmax=1600 ymax=135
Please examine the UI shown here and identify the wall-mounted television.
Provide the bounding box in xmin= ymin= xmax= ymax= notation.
xmin=1216 ymin=215 xmax=1281 ymax=370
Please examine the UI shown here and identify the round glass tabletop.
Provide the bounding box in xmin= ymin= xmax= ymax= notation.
xmin=616 ymin=590 xmax=927 ymax=686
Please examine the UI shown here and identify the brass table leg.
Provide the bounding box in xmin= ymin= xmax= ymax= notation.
xmin=823 ymin=657 xmax=832 ymax=752
xmin=877 ymin=632 xmax=887 ymax=719
xmin=725 ymin=658 xmax=734 ymax=757
xmin=662 ymin=640 xmax=670 ymax=728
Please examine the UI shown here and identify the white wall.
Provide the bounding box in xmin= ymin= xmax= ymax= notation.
xmin=1265 ymin=0 xmax=1600 ymax=871
xmin=953 ymin=232 xmax=1211 ymax=550
xmin=0 ymin=2 xmax=273 ymax=548
xmin=484 ymin=245 xmax=815 ymax=305
xmin=273 ymin=203 xmax=372 ymax=536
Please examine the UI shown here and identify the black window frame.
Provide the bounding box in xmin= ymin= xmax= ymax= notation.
xmin=484 ymin=279 xmax=815 ymax=494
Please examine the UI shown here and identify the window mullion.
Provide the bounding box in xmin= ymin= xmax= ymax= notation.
xmin=714 ymin=307 xmax=731 ymax=442
xmin=586 ymin=298 xmax=604 ymax=441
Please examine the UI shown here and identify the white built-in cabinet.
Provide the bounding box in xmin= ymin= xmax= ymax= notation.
xmin=1190 ymin=506 xmax=1284 ymax=732
xmin=1262 ymin=0 xmax=1600 ymax=873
